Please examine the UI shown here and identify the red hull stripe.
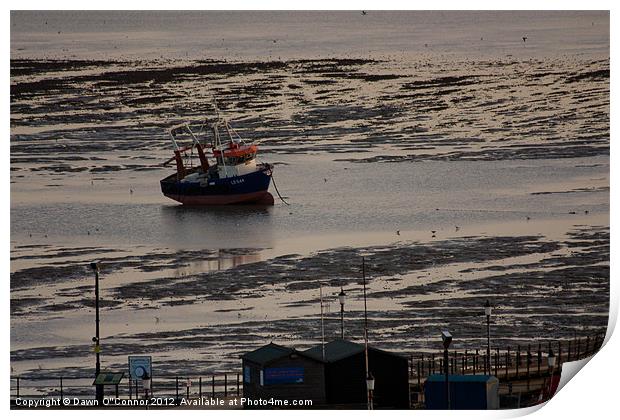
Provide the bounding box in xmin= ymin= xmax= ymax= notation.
xmin=164 ymin=191 xmax=274 ymax=205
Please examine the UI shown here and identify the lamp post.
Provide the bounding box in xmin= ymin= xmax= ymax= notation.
xmin=90 ymin=261 xmax=104 ymax=405
xmin=338 ymin=288 xmax=346 ymax=339
xmin=441 ymin=330 xmax=452 ymax=409
xmin=484 ymin=300 xmax=492 ymax=375
xmin=362 ymin=256 xmax=371 ymax=410
xmin=366 ymin=373 xmax=375 ymax=410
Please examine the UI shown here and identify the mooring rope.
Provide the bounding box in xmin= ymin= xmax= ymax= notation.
xmin=270 ymin=172 xmax=290 ymax=206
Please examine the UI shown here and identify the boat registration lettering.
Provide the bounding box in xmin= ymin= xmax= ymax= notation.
xmin=230 ymin=179 xmax=245 ymax=185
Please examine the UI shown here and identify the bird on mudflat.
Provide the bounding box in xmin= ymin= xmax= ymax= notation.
xmin=522 ymin=36 xmax=528 ymax=43
xmin=362 ymin=11 xmax=367 ymax=15
xmin=396 ymin=230 xmax=400 ymax=236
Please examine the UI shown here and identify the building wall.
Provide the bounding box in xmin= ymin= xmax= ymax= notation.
xmin=242 ymin=355 xmax=327 ymax=408
xmin=325 ymin=350 xmax=410 ymax=409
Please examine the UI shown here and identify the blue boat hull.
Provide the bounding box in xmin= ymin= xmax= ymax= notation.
xmin=161 ymin=167 xmax=273 ymax=205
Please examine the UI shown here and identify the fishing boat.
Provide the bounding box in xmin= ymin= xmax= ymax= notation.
xmin=160 ymin=114 xmax=274 ymax=205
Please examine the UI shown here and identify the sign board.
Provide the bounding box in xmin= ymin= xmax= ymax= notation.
xmin=264 ymin=367 xmax=304 ymax=385
xmin=128 ymin=356 xmax=152 ymax=380
xmin=93 ymin=372 xmax=124 ymax=386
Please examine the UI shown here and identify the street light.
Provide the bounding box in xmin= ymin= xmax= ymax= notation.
xmin=338 ymin=288 xmax=346 ymax=339
xmin=484 ymin=300 xmax=492 ymax=375
xmin=90 ymin=261 xmax=103 ymax=405
xmin=441 ymin=330 xmax=452 ymax=410
xmin=366 ymin=373 xmax=375 ymax=410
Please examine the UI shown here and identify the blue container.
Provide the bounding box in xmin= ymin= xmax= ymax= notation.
xmin=424 ymin=374 xmax=499 ymax=410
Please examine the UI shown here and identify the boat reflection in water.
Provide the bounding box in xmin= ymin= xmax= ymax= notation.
xmin=159 ymin=204 xmax=275 ymax=250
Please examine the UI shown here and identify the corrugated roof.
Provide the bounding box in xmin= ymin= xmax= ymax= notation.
xmin=241 ymin=342 xmax=294 ymax=365
xmin=302 ymin=339 xmax=366 ymax=362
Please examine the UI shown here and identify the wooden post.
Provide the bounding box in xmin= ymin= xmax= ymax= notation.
xmin=586 ymin=336 xmax=591 ymax=355
xmin=16 ymin=377 xmax=20 ymax=399
xmin=568 ymin=339 xmax=572 ymax=361
xmin=417 ymin=361 xmax=421 ymax=389
xmin=224 ymin=374 xmax=228 ymax=398
xmin=474 ymin=349 xmax=478 ymax=375
xmin=60 ymin=377 xmax=64 ymax=401
xmin=464 ymin=350 xmax=468 ymax=374
xmin=526 ymin=345 xmax=531 ymax=390
xmin=199 ymin=377 xmax=202 ymax=399
xmin=558 ymin=341 xmax=563 ymax=365
xmin=212 ymin=376 xmax=215 ymax=398
xmin=186 ymin=378 xmax=190 ymax=400
xmin=115 ymin=384 xmax=119 ymax=398
xmin=410 ymin=355 xmax=414 ymax=377
xmin=452 ymin=351 xmax=457 ymax=374
xmin=537 ymin=343 xmax=542 ymax=376
xmin=237 ymin=373 xmax=240 ymax=396
xmin=432 ymin=354 xmax=435 ymax=374
xmin=175 ymin=377 xmax=179 ymax=403
xmin=576 ymin=338 xmax=581 ymax=359
xmin=461 ymin=355 xmax=465 ymax=375
xmin=439 ymin=358 xmax=443 ymax=374
xmin=495 ymin=348 xmax=499 ymax=377
xmin=505 ymin=348 xmax=509 ymax=379
xmin=516 ymin=346 xmax=520 ymax=378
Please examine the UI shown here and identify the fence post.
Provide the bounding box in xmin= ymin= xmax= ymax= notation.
xmin=60 ymin=377 xmax=64 ymax=401
xmin=199 ymin=377 xmax=202 ymax=399
xmin=576 ymin=338 xmax=581 ymax=359
xmin=558 ymin=341 xmax=563 ymax=365
xmin=537 ymin=343 xmax=542 ymax=376
xmin=495 ymin=348 xmax=499 ymax=377
xmin=464 ymin=350 xmax=468 ymax=374
xmin=586 ymin=336 xmax=591 ymax=355
xmin=516 ymin=346 xmax=520 ymax=378
xmin=452 ymin=351 xmax=456 ymax=374
xmin=568 ymin=339 xmax=572 ymax=361
xmin=175 ymin=377 xmax=179 ymax=404
xmin=526 ymin=345 xmax=531 ymax=390
xmin=417 ymin=361 xmax=421 ymax=389
xmin=474 ymin=350 xmax=478 ymax=375
xmin=431 ymin=354 xmax=435 ymax=374
xmin=224 ymin=374 xmax=228 ymax=398
xmin=212 ymin=375 xmax=215 ymax=398
xmin=237 ymin=373 xmax=240 ymax=396
xmin=186 ymin=378 xmax=190 ymax=400
xmin=16 ymin=377 xmax=20 ymax=399
xmin=505 ymin=348 xmax=509 ymax=379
